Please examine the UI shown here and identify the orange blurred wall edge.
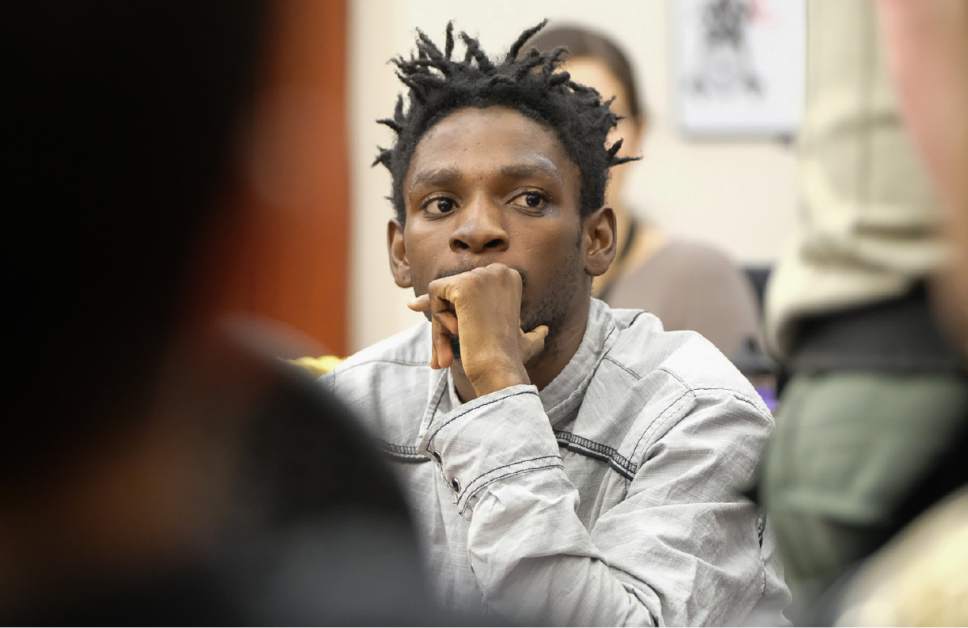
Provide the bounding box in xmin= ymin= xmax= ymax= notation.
xmin=204 ymin=0 xmax=350 ymax=356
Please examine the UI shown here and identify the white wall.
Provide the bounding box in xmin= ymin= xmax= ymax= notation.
xmin=348 ymin=0 xmax=799 ymax=351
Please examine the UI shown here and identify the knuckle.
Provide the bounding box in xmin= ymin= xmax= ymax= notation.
xmin=467 ymin=270 xmax=486 ymax=284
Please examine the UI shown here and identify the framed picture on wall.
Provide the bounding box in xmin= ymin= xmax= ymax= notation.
xmin=672 ymin=0 xmax=805 ymax=138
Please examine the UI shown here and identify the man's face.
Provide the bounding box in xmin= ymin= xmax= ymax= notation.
xmin=391 ymin=106 xmax=589 ymax=336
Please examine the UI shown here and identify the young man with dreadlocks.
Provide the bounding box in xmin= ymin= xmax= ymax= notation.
xmin=324 ymin=21 xmax=789 ymax=625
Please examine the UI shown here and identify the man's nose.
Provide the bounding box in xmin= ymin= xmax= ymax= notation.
xmin=449 ymin=200 xmax=509 ymax=254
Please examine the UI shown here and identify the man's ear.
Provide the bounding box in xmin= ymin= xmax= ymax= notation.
xmin=387 ymin=219 xmax=413 ymax=288
xmin=582 ymin=206 xmax=617 ymax=277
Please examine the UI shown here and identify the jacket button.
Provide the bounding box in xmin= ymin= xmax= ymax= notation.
xmin=429 ymin=449 xmax=442 ymax=464
xmin=450 ymin=477 xmax=461 ymax=493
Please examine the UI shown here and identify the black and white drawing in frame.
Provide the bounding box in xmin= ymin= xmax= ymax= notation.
xmin=674 ymin=0 xmax=805 ymax=138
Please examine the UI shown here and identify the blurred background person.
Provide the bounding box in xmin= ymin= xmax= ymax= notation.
xmin=528 ymin=24 xmax=763 ymax=363
xmin=832 ymin=1 xmax=968 ymax=624
xmin=758 ymin=0 xmax=968 ymax=618
xmin=1 ymin=0 xmax=437 ymax=623
xmin=878 ymin=0 xmax=968 ymax=354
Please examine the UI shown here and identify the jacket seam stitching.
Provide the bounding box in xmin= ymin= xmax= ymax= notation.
xmin=336 ymin=358 xmax=428 ymax=376
xmin=458 ymin=454 xmax=561 ymax=501
xmin=554 ymin=430 xmax=636 ymax=480
xmin=691 ymin=387 xmax=768 ymax=414
xmin=428 ymin=389 xmax=538 ymax=444
xmin=657 ymin=367 xmax=767 ymax=413
xmin=602 ymin=355 xmax=642 ymax=380
xmin=384 ymin=451 xmax=430 ymax=463
xmin=630 ymin=388 xmax=694 ymax=462
xmin=625 ymin=310 xmax=647 ymax=328
xmin=458 ymin=462 xmax=564 ymax=514
xmin=427 ymin=373 xmax=448 ymax=424
xmin=380 ymin=440 xmax=429 ymax=462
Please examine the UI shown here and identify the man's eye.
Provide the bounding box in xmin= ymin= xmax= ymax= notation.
xmin=513 ymin=191 xmax=547 ymax=211
xmin=425 ymin=197 xmax=456 ymax=215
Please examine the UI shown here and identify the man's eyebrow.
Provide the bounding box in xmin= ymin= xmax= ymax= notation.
xmin=408 ymin=161 xmax=564 ymax=191
xmin=408 ymin=167 xmax=462 ymax=191
xmin=499 ymin=161 xmax=562 ymax=184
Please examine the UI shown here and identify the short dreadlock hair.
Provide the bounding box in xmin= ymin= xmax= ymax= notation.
xmin=374 ymin=20 xmax=638 ymax=224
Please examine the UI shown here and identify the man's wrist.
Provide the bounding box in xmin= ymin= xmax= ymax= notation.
xmin=469 ymin=362 xmax=530 ymax=396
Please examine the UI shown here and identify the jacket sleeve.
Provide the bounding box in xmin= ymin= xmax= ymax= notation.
xmin=424 ymin=383 xmax=784 ymax=626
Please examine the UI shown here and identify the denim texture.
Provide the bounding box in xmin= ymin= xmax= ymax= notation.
xmin=324 ymin=299 xmax=790 ymax=625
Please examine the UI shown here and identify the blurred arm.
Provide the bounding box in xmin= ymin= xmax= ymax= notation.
xmin=876 ymin=0 xmax=968 ymax=224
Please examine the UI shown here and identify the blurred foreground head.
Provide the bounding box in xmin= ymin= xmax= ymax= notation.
xmin=1 ymin=1 xmax=434 ymax=623
xmin=3 ymin=0 xmax=266 ymax=482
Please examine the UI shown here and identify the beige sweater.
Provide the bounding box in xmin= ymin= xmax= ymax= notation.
xmin=765 ymin=0 xmax=945 ymax=359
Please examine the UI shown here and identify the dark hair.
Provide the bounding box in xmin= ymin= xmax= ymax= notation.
xmin=527 ymin=24 xmax=645 ymax=126
xmin=373 ymin=20 xmax=637 ymax=224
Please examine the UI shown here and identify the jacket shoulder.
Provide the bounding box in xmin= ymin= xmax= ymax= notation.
xmin=576 ymin=309 xmax=771 ymax=469
xmin=605 ymin=309 xmax=765 ymax=409
xmin=322 ymin=323 xmax=432 ymax=441
xmin=335 ymin=322 xmax=430 ymax=374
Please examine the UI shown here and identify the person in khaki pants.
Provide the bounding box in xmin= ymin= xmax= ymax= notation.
xmin=758 ymin=0 xmax=968 ymax=617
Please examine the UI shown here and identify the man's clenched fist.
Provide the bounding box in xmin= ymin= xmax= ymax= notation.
xmin=408 ymin=263 xmax=549 ymax=398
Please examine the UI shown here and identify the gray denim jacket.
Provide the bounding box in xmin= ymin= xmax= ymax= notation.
xmin=323 ymin=299 xmax=790 ymax=625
